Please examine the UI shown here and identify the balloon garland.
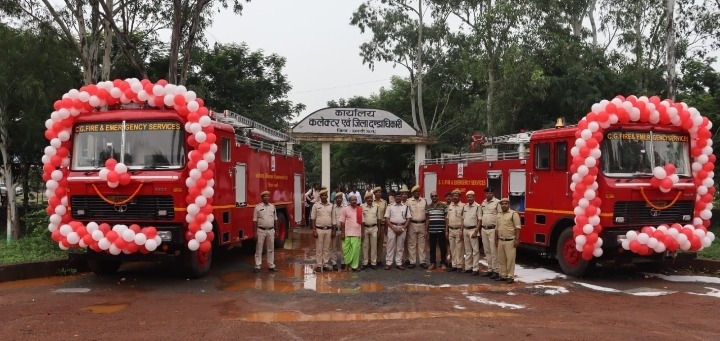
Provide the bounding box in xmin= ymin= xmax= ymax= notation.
xmin=571 ymin=95 xmax=716 ymax=260
xmin=43 ymin=79 xmax=217 ymax=254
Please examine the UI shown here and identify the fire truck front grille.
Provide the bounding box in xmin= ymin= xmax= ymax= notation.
xmin=71 ymin=195 xmax=175 ymax=220
xmin=613 ymin=201 xmax=694 ymax=226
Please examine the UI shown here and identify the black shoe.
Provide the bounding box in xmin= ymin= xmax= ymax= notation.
xmin=324 ymin=266 xmax=333 ymax=271
xmin=472 ymin=271 xmax=480 ymax=276
xmin=420 ymin=263 xmax=428 ymax=269
xmin=253 ymin=268 xmax=260 ymax=273
xmin=315 ymin=266 xmax=322 ymax=273
xmin=463 ymin=269 xmax=473 ymax=274
xmin=269 ymin=267 xmax=278 ymax=272
xmin=494 ymin=276 xmax=506 ymax=281
xmin=361 ymin=264 xmax=367 ymax=270
xmin=481 ymin=271 xmax=494 ymax=277
xmin=446 ymin=267 xmax=456 ymax=272
xmin=404 ymin=259 xmax=411 ymax=265
xmin=340 ymin=264 xmax=346 ymax=270
xmin=506 ymin=278 xmax=515 ymax=284
xmin=490 ymin=273 xmax=500 ymax=280
xmin=376 ymin=261 xmax=383 ymax=266
xmin=370 ymin=265 xmax=377 ymax=270
xmin=408 ymin=264 xmax=416 ymax=269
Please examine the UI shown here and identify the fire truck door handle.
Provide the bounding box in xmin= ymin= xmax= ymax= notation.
xmin=528 ymin=172 xmax=533 ymax=194
xmin=229 ymin=169 xmax=234 ymax=177
xmin=566 ymin=172 xmax=570 ymax=196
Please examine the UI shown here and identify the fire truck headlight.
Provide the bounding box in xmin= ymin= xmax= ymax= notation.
xmin=157 ymin=231 xmax=172 ymax=242
xmin=614 ymin=217 xmax=625 ymax=223
xmin=157 ymin=210 xmax=168 ymax=217
xmin=76 ymin=209 xmax=85 ymax=216
xmin=682 ymin=215 xmax=691 ymax=221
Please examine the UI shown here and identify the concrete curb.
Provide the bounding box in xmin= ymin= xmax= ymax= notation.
xmin=0 ymin=253 xmax=88 ymax=283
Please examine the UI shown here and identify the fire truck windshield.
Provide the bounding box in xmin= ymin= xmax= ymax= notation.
xmin=601 ymin=131 xmax=690 ymax=177
xmin=71 ymin=121 xmax=185 ymax=170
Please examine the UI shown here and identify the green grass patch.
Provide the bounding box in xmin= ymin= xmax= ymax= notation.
xmin=0 ymin=209 xmax=68 ymax=265
xmin=698 ymin=236 xmax=720 ymax=260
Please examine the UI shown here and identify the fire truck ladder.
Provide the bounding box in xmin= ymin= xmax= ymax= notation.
xmin=212 ymin=110 xmax=301 ymax=157
xmin=425 ymin=131 xmax=534 ymax=165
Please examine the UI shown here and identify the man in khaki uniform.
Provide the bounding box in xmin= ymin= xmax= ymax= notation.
xmin=462 ymin=190 xmax=481 ymax=275
xmin=330 ymin=192 xmax=346 ymax=270
xmin=407 ymin=185 xmax=428 ymax=268
xmin=253 ymin=190 xmax=278 ymax=272
xmin=312 ymin=189 xmax=335 ymax=272
xmin=445 ymin=189 xmax=465 ymax=272
xmin=362 ymin=193 xmax=381 ymax=269
xmin=373 ymin=187 xmax=388 ymax=266
xmin=495 ymin=198 xmax=522 ymax=284
xmin=479 ymin=187 xmax=502 ymax=279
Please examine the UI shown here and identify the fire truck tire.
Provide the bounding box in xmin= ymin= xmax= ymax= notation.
xmin=556 ymin=228 xmax=594 ymax=277
xmin=87 ymin=257 xmax=122 ymax=276
xmin=274 ymin=211 xmax=288 ymax=249
xmin=183 ymin=248 xmax=212 ymax=279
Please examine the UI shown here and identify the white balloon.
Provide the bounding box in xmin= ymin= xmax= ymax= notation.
xmin=189 ymin=122 xmax=202 ymax=134
xmin=647 ymin=237 xmax=658 ymax=248
xmin=122 ymin=229 xmax=136 ymax=242
xmin=203 ymin=152 xmax=215 ymax=163
xmin=189 ymin=169 xmax=201 ymax=180
xmin=700 ymin=209 xmax=712 ymax=220
xmin=708 ymin=231 xmax=716 ymax=242
xmin=195 ymin=131 xmax=207 ymax=143
xmin=197 ymin=160 xmax=208 ymax=171
xmin=201 ymin=221 xmax=213 ymax=232
xmin=54 ymin=205 xmax=67 ymax=215
xmin=575 ymin=138 xmax=586 ymax=147
xmin=44 ymin=146 xmax=57 ymax=157
xmin=590 ymin=148 xmax=602 ymax=159
xmin=652 ymin=167 xmax=667 ymax=179
xmin=588 ymin=215 xmax=600 ymax=226
xmin=78 ymin=91 xmax=90 ymax=102
xmin=592 ymin=248 xmax=603 ymax=257
xmin=584 ymin=157 xmax=597 ymax=168
xmin=569 ymin=182 xmax=577 ymax=192
xmin=92 ymin=230 xmax=104 ymax=242
xmin=581 ymin=129 xmax=592 ymax=140
xmin=701 ymin=237 xmax=712 ymax=248
xmin=58 ymin=242 xmax=69 ymax=251
xmin=637 ymin=233 xmax=650 ymax=244
xmin=195 ymin=230 xmax=208 ymax=242
xmin=626 ymin=230 xmax=638 ymax=241
xmin=115 ymin=163 xmax=128 ymax=174
xmin=109 ymin=245 xmax=122 ymax=255
xmin=164 ymin=94 xmax=175 ymax=107
xmin=145 ymin=239 xmax=159 ymax=251
xmin=201 ymin=187 xmax=214 ymax=198
xmin=578 ymin=198 xmax=589 ymax=208
xmin=51 ymin=170 xmax=63 ymax=181
xmin=195 ymin=196 xmax=207 ymax=207
xmin=186 ymin=214 xmax=196 ymax=223
xmin=621 ymin=239 xmax=630 ymax=250
xmin=50 ymin=138 xmax=61 ymax=148
xmin=680 ymin=240 xmax=691 ymax=251
xmin=98 ymin=238 xmax=111 ymax=250
xmin=582 ymin=224 xmax=594 ymax=234
xmin=67 ymin=232 xmax=80 ymax=244
xmin=578 ymin=165 xmax=589 ymax=176
xmin=185 ymin=91 xmax=197 ymax=102
xmin=87 ymin=222 xmax=99 ymax=233
xmin=134 ymin=233 xmax=147 ymax=245
xmin=58 ymin=130 xmax=70 ymax=141
xmin=187 ymin=239 xmax=200 ymax=251
xmin=594 ymin=238 xmax=603 ymax=248
xmin=697 ymin=186 xmax=708 ymax=195
xmin=654 ymin=243 xmax=666 ymax=253
xmin=187 ymin=204 xmax=200 ymax=215
xmin=187 ymin=100 xmax=200 ymax=112
xmin=588 ymin=121 xmax=599 ymax=132
xmin=99 ymin=168 xmax=109 ymax=180
xmin=152 ymin=84 xmax=164 ymax=97
xmin=50 ymin=214 xmax=62 ymax=225
xmin=570 ymin=146 xmax=579 ymax=157
xmin=583 ymin=189 xmax=596 ymax=200
xmin=48 ymin=223 xmax=58 ymax=232
xmin=199 ymin=115 xmax=212 ymax=127
xmin=108 ymin=181 xmax=119 ymax=188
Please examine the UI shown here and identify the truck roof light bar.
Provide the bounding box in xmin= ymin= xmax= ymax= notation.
xmin=211 ymin=110 xmax=299 ymax=145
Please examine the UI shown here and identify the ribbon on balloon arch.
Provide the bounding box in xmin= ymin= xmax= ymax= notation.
xmin=42 ymin=79 xmax=217 ymax=254
xmin=570 ymin=95 xmax=716 ymax=260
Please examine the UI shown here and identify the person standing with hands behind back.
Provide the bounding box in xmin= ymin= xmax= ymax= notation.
xmin=253 ymin=190 xmax=278 ymax=273
xmin=480 ymin=187 xmax=502 ymax=279
xmin=495 ymin=198 xmax=522 ymax=284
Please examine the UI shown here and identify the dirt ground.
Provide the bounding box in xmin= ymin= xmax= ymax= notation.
xmin=1 ymin=229 xmax=718 ymax=340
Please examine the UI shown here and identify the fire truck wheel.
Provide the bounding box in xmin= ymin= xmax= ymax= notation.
xmin=556 ymin=228 xmax=594 ymax=277
xmin=183 ymin=248 xmax=212 ymax=278
xmin=274 ymin=211 xmax=288 ymax=249
xmin=87 ymin=257 xmax=122 ymax=276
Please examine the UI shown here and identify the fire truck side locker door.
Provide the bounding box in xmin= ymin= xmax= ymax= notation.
xmin=294 ymin=174 xmax=302 ymax=225
xmin=235 ymin=163 xmax=247 ymax=206
xmin=423 ymin=172 xmax=437 ymax=202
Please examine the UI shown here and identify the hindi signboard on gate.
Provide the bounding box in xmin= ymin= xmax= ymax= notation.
xmin=292 ymin=108 xmax=418 ymax=136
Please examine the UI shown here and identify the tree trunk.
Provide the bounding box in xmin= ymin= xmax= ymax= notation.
xmin=634 ymin=2 xmax=643 ymax=91
xmin=665 ymin=0 xmax=677 ymax=100
xmin=179 ymin=0 xmax=211 ymax=85
xmin=101 ymin=0 xmax=113 ymax=80
xmin=588 ymin=0 xmax=598 ymax=46
xmin=416 ymin=0 xmax=428 ymax=137
xmin=0 ymin=108 xmax=18 ymax=242
xmin=487 ymin=66 xmax=496 ymax=135
xmin=169 ymin=0 xmax=183 ymax=84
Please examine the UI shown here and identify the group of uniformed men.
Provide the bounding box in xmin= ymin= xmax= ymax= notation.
xmin=252 ymin=184 xmax=522 ymax=283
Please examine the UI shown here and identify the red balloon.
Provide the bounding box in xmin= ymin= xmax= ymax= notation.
xmin=660 ymin=178 xmax=673 ymax=189
xmin=198 ymin=142 xmax=211 ymax=154
xmin=114 ymin=238 xmax=127 ymax=249
xmin=586 ymin=233 xmax=599 ymax=245
xmin=207 ymin=231 xmax=215 ymax=242
xmin=188 ymin=222 xmax=200 ymax=233
xmin=201 ymin=204 xmax=213 ymax=215
xmin=582 ymin=251 xmax=593 ymax=261
xmin=690 ymin=235 xmax=702 ymax=251
xmin=185 ymin=231 xmax=195 ymax=241
xmin=99 ymin=223 xmax=111 ymax=233
xmin=605 ymin=103 xmax=617 ymax=114
xmin=50 ymin=155 xmax=63 ymax=167
xmin=585 ymin=138 xmax=598 ymax=149
xmin=579 ymin=146 xmax=590 ymax=157
xmin=196 ymin=98 xmax=204 ymax=107
xmin=195 ymin=213 xmax=207 ymax=224
xmin=130 ymin=224 xmax=142 ymax=233
xmin=199 ymin=241 xmax=212 ymax=253
xmin=82 ymin=234 xmax=94 ymax=245
xmin=105 ymin=158 xmax=118 ymax=169
xmin=206 ymin=133 xmax=217 ymax=144
xmin=652 ymin=230 xmax=665 ymax=240
xmin=596 ymin=111 xmax=609 ymax=123
xmin=119 ymin=172 xmax=132 ymax=185
xmin=157 ymin=79 xmax=168 ymax=86
xmin=125 ymin=243 xmax=139 ymax=253
xmin=174 ymin=94 xmax=186 ymax=106
xmin=201 ymin=170 xmax=214 ymax=180
xmin=107 ymin=171 xmax=120 ymax=183
xmin=195 ymin=178 xmax=207 ymax=189
xmin=144 ymin=227 xmax=157 ymax=239
xmin=153 ymin=96 xmax=164 ymax=107
xmin=44 ymin=129 xmax=58 ymax=140
xmin=584 ymin=205 xmax=598 ymax=217
xmin=106 ymin=230 xmax=118 ymax=242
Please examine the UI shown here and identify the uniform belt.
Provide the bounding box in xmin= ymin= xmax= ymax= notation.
xmin=258 ymin=227 xmax=274 ymax=230
xmin=482 ymin=225 xmax=496 ymax=229
xmin=316 ymin=226 xmax=332 ymax=230
xmin=411 ymin=219 xmax=426 ymax=223
xmin=499 ymin=237 xmax=514 ymax=241
xmin=464 ymin=226 xmax=477 ymax=229
xmin=449 ymin=226 xmax=462 ymax=230
xmin=364 ymin=224 xmax=377 ymax=227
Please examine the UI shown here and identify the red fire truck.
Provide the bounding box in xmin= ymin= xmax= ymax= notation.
xmin=420 ymin=121 xmax=704 ymax=276
xmin=59 ymin=104 xmax=304 ymax=278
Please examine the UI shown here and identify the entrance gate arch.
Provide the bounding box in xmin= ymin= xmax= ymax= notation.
xmin=291 ymin=107 xmax=436 ymax=189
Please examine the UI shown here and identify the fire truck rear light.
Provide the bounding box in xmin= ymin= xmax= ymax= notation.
xmin=605 ymin=193 xmax=615 ymax=199
xmin=614 ymin=217 xmax=625 ymax=223
xmin=173 ymin=187 xmax=183 ymax=193
xmin=76 ymin=209 xmax=85 ymax=216
xmin=682 ymin=215 xmax=691 ymax=221
xmin=157 ymin=231 xmax=172 ymax=241
xmin=158 ymin=210 xmax=168 ymax=216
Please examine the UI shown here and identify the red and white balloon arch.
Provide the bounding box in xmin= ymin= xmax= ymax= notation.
xmin=43 ymin=79 xmax=216 ymax=255
xmin=571 ymin=95 xmax=716 ymax=260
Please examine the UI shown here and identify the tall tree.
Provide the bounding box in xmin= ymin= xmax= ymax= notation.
xmin=352 ymin=0 xmax=449 ymax=137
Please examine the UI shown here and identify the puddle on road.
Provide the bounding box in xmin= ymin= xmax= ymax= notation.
xmin=82 ymin=303 xmax=129 ymax=314
xmin=399 ymin=284 xmax=496 ymax=293
xmin=0 ymin=276 xmax=75 ymax=290
xmin=229 ymin=310 xmax=520 ymax=322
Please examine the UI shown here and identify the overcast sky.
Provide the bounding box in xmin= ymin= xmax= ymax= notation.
xmin=206 ymin=0 xmax=401 ymax=123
